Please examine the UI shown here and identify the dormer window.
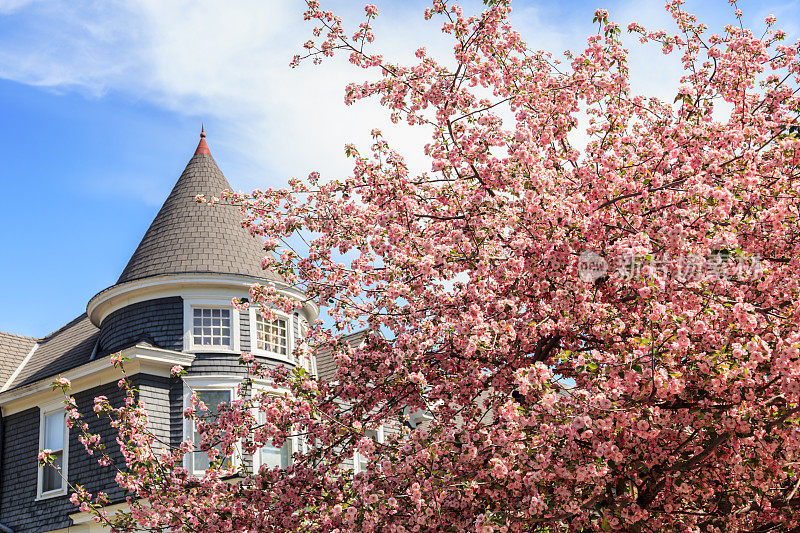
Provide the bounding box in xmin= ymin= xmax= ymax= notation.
xmin=193 ymin=308 xmax=232 ymax=347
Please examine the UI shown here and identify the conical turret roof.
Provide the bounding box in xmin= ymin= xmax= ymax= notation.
xmin=116 ymin=128 xmax=279 ymax=285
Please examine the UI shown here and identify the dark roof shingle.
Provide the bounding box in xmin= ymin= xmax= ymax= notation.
xmin=7 ymin=314 xmax=99 ymax=390
xmin=315 ymin=330 xmax=368 ymax=381
xmin=0 ymin=332 xmax=38 ymax=388
xmin=116 ymin=152 xmax=281 ymax=285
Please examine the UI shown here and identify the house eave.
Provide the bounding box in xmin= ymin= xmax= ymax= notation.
xmin=86 ymin=272 xmax=317 ymax=328
xmin=0 ymin=344 xmax=195 ymax=416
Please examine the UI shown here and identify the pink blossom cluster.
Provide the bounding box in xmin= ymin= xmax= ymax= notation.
xmin=57 ymin=0 xmax=800 ymax=531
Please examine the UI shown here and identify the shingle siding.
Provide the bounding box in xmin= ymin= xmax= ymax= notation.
xmin=0 ymin=407 xmax=54 ymax=532
xmin=0 ymin=382 xmax=123 ymax=532
xmin=99 ymin=297 xmax=184 ymax=355
xmin=139 ymin=374 xmax=184 ymax=449
xmin=0 ymin=375 xmax=179 ymax=533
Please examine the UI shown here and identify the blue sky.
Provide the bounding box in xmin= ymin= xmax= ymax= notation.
xmin=0 ymin=0 xmax=797 ymax=337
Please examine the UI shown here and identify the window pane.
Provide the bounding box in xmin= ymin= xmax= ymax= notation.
xmin=356 ymin=429 xmax=379 ymax=473
xmin=192 ymin=389 xmax=233 ymax=472
xmin=260 ymin=439 xmax=292 ymax=470
xmin=42 ymin=450 xmax=63 ymax=492
xmin=193 ymin=450 xmax=210 ymax=472
xmin=44 ymin=411 xmax=64 ymax=450
xmin=193 ymin=308 xmax=233 ymax=348
xmin=255 ymin=313 xmax=288 ymax=355
xmin=196 ymin=390 xmax=231 ymax=416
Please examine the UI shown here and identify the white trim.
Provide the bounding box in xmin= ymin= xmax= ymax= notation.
xmin=86 ymin=273 xmax=317 ymax=328
xmin=250 ymin=384 xmax=302 ymax=472
xmin=249 ymin=306 xmax=295 ymax=364
xmin=0 ymin=344 xmax=195 ymax=415
xmin=353 ymin=425 xmax=384 ymax=474
xmin=183 ymin=376 xmax=243 ymax=475
xmin=37 ymin=400 xmax=69 ymax=500
xmin=184 ymin=297 xmax=240 ymax=354
xmin=70 ymin=501 xmax=136 ymax=525
xmin=0 ymin=342 xmax=39 ymax=392
xmin=294 ymin=313 xmax=316 ymax=376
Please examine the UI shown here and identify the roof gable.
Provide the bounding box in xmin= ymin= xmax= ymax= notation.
xmin=0 ymin=332 xmax=38 ymax=388
xmin=8 ymin=314 xmax=99 ymax=390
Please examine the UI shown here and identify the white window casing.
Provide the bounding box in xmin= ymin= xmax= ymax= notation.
xmin=250 ymin=384 xmax=304 ymax=472
xmin=249 ymin=307 xmax=294 ymax=363
xmin=353 ymin=425 xmax=384 ymax=474
xmin=183 ymin=297 xmax=240 ymax=354
xmin=182 ymin=376 xmax=242 ymax=474
xmin=37 ymin=401 xmax=69 ymax=499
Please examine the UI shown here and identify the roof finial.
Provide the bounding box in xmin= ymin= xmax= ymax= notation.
xmin=194 ymin=123 xmax=211 ymax=155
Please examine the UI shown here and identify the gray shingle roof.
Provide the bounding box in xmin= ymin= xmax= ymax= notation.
xmin=0 ymin=332 xmax=38 ymax=388
xmin=315 ymin=330 xmax=368 ymax=381
xmin=116 ymin=147 xmax=280 ymax=285
xmin=7 ymin=314 xmax=99 ymax=390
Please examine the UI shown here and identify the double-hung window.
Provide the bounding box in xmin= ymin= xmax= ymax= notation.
xmin=256 ymin=410 xmax=293 ymax=470
xmin=186 ymin=387 xmax=236 ymax=474
xmin=38 ymin=404 xmax=68 ymax=498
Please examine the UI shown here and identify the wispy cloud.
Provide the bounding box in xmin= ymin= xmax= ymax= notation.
xmin=0 ymin=0 xmax=796 ymax=196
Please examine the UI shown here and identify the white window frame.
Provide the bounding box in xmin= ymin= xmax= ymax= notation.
xmin=182 ymin=376 xmax=242 ymax=475
xmin=252 ymin=420 xmax=301 ymax=472
xmin=183 ymin=298 xmax=240 ymax=354
xmin=353 ymin=425 xmax=384 ymax=474
xmin=295 ymin=313 xmax=317 ymax=376
xmin=37 ymin=401 xmax=69 ymax=499
xmin=249 ymin=307 xmax=294 ymax=362
xmin=250 ymin=383 xmax=304 ymax=472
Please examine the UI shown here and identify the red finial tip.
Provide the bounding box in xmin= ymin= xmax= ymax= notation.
xmin=195 ymin=123 xmax=211 ymax=155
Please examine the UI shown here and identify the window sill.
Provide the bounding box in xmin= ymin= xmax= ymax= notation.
xmin=188 ymin=346 xmax=240 ymax=355
xmin=36 ymin=487 xmax=67 ymax=500
xmin=251 ymin=347 xmax=296 ymax=364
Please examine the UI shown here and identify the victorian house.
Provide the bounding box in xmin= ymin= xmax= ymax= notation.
xmin=0 ymin=130 xmax=334 ymax=532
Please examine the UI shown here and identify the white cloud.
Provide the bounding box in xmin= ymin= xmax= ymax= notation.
xmin=0 ymin=0 xmax=796 ymax=196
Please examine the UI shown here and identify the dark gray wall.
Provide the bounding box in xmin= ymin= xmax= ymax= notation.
xmin=99 ymin=297 xmax=183 ymax=355
xmin=0 ymin=374 xmax=180 ymax=533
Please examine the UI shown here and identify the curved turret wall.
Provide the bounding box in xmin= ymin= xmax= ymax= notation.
xmin=98 ymin=296 xmax=184 ymax=355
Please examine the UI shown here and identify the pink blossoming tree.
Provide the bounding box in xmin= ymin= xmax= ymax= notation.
xmin=50 ymin=0 xmax=800 ymax=530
